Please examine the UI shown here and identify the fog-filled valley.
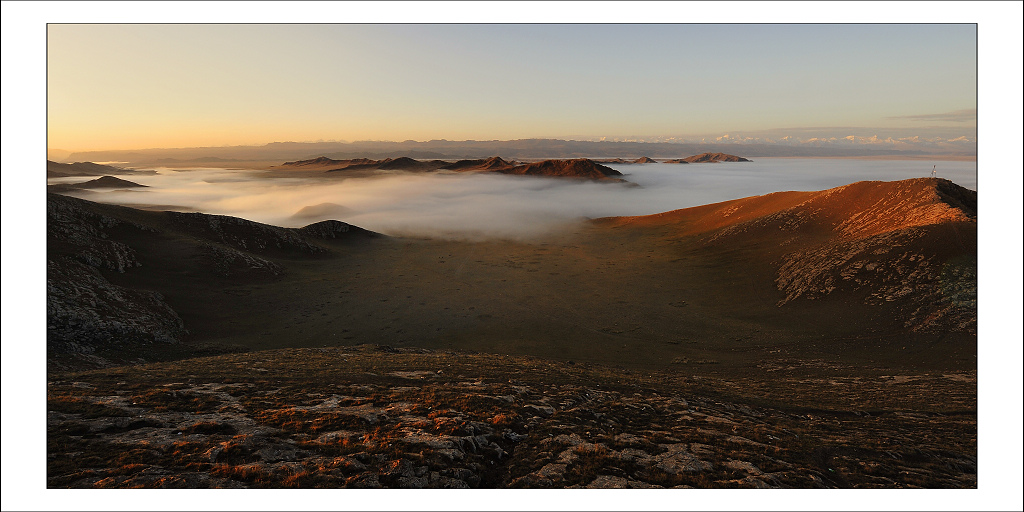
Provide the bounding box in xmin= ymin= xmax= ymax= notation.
xmin=49 ymin=158 xmax=976 ymax=240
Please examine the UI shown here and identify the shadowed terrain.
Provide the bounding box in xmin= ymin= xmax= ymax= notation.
xmin=45 ymin=177 xmax=976 ymax=488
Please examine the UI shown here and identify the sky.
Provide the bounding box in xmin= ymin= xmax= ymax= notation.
xmin=44 ymin=22 xmax=978 ymax=151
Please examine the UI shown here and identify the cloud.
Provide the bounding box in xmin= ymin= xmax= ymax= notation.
xmin=886 ymin=109 xmax=977 ymax=123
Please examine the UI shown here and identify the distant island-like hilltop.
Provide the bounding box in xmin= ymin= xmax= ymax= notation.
xmin=273 ymin=153 xmax=750 ymax=180
xmin=276 ymin=156 xmax=627 ymax=181
xmin=664 ymin=152 xmax=752 ymax=163
xmin=46 ymin=175 xmax=149 ymax=194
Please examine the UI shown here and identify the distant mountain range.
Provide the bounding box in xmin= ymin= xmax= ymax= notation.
xmin=55 ymin=138 xmax=970 ymax=168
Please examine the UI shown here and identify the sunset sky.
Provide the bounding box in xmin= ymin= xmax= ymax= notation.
xmin=44 ymin=21 xmax=979 ymax=152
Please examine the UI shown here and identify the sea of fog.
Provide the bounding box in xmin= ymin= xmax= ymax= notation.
xmin=50 ymin=158 xmax=977 ymax=240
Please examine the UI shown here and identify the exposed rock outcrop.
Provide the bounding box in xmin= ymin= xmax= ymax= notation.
xmin=47 ymin=345 xmax=977 ymax=489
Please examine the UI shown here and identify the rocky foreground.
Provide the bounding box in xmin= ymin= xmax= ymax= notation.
xmin=48 ymin=345 xmax=976 ymax=489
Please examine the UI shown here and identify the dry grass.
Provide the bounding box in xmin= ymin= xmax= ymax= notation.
xmin=47 ymin=345 xmax=976 ymax=489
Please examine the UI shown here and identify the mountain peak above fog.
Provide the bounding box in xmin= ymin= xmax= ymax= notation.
xmin=664 ymin=152 xmax=751 ymax=163
xmin=279 ymin=156 xmax=626 ymax=182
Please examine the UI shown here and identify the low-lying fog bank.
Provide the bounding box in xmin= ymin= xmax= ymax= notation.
xmin=47 ymin=158 xmax=977 ymax=240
